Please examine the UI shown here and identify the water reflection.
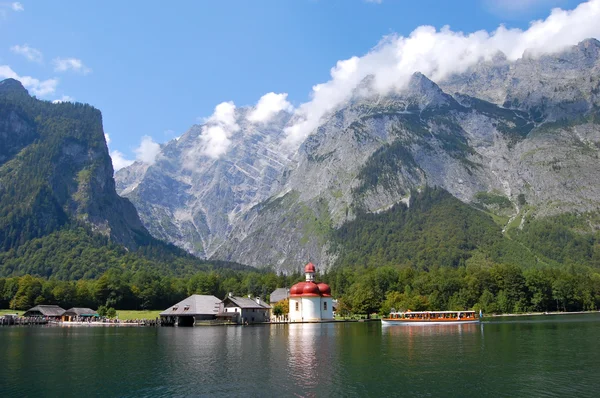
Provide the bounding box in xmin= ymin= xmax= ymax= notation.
xmin=286 ymin=324 xmax=335 ymax=395
xmin=381 ymin=323 xmax=480 ymax=336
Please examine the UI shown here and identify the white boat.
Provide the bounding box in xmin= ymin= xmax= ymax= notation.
xmin=381 ymin=310 xmax=481 ymax=326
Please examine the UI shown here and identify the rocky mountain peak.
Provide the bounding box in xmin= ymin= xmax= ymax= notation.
xmin=403 ymin=72 xmax=455 ymax=109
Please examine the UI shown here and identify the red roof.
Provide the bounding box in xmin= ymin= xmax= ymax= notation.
xmin=317 ymin=283 xmax=331 ymax=297
xmin=289 ymin=281 xmax=331 ymax=297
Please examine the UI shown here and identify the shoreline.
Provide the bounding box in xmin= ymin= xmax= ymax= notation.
xmin=487 ymin=310 xmax=600 ymax=318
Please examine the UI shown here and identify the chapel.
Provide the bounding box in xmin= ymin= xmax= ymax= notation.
xmin=288 ymin=262 xmax=333 ymax=322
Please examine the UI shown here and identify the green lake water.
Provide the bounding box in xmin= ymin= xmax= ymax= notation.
xmin=1 ymin=314 xmax=600 ymax=397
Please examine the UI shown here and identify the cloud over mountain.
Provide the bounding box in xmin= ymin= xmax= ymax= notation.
xmin=198 ymin=101 xmax=240 ymax=159
xmin=0 ymin=65 xmax=57 ymax=96
xmin=247 ymin=92 xmax=293 ymax=123
xmin=281 ymin=0 xmax=600 ymax=148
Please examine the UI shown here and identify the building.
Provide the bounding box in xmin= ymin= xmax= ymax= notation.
xmin=288 ymin=263 xmax=333 ymax=322
xmin=269 ymin=288 xmax=289 ymax=304
xmin=220 ymin=294 xmax=271 ymax=324
xmin=62 ymin=308 xmax=99 ymax=322
xmin=159 ymin=294 xmax=220 ymax=326
xmin=23 ymin=305 xmax=65 ymax=319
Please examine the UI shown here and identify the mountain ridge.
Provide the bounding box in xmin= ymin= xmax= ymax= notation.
xmin=116 ymin=39 xmax=600 ymax=272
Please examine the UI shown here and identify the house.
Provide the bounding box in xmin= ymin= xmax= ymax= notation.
xmin=62 ymin=308 xmax=99 ymax=322
xmin=159 ymin=294 xmax=221 ymax=326
xmin=220 ymin=294 xmax=271 ymax=324
xmin=23 ymin=305 xmax=65 ymax=319
xmin=269 ymin=288 xmax=289 ymax=304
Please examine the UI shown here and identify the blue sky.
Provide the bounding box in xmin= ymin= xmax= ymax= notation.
xmin=0 ymin=0 xmax=590 ymax=169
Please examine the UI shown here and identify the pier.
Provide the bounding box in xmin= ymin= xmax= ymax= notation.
xmin=0 ymin=316 xmax=48 ymax=326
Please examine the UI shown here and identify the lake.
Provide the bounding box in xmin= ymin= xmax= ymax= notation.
xmin=1 ymin=314 xmax=600 ymax=397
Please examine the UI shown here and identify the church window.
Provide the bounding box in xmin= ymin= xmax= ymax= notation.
xmin=324 ymin=302 xmax=327 ymax=311
xmin=295 ymin=302 xmax=299 ymax=311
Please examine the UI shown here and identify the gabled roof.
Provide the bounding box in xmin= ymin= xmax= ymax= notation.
xmin=24 ymin=305 xmax=65 ymax=317
xmin=269 ymin=288 xmax=289 ymax=304
xmin=160 ymin=295 xmax=221 ymax=316
xmin=223 ymin=296 xmax=271 ymax=309
xmin=64 ymin=308 xmax=98 ymax=316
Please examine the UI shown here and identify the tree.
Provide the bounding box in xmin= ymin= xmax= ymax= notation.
xmin=10 ymin=275 xmax=43 ymax=310
xmin=106 ymin=307 xmax=117 ymax=318
xmin=273 ymin=298 xmax=289 ymax=317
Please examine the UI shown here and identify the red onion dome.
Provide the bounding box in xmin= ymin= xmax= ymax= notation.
xmin=304 ymin=262 xmax=316 ymax=273
xmin=302 ymin=282 xmax=320 ymax=296
xmin=289 ymin=282 xmax=304 ymax=296
xmin=316 ymin=283 xmax=331 ymax=296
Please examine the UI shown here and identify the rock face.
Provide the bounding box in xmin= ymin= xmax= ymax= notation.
xmin=115 ymin=109 xmax=293 ymax=257
xmin=0 ymin=79 xmax=150 ymax=251
xmin=117 ymin=39 xmax=600 ymax=272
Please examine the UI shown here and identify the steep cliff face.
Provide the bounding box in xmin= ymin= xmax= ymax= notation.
xmin=115 ymin=109 xmax=293 ymax=257
xmin=118 ymin=40 xmax=600 ymax=272
xmin=0 ymin=79 xmax=150 ymax=251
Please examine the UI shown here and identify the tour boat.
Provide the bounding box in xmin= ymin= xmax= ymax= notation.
xmin=381 ymin=310 xmax=481 ymax=325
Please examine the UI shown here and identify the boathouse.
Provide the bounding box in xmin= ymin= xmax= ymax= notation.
xmin=160 ymin=295 xmax=220 ymax=326
xmin=220 ymin=294 xmax=271 ymax=324
xmin=62 ymin=308 xmax=99 ymax=322
xmin=23 ymin=305 xmax=65 ymax=319
xmin=288 ymin=263 xmax=333 ymax=322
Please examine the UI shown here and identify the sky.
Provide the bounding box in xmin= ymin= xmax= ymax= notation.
xmin=0 ymin=0 xmax=594 ymax=171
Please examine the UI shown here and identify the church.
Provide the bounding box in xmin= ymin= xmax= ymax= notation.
xmin=288 ymin=262 xmax=333 ymax=322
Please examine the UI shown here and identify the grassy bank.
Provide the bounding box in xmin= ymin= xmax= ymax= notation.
xmin=0 ymin=309 xmax=21 ymax=316
xmin=115 ymin=310 xmax=162 ymax=320
xmin=0 ymin=309 xmax=163 ymax=320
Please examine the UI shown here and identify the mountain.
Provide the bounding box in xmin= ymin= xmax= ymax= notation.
xmin=117 ymin=39 xmax=600 ymax=272
xmin=0 ymin=79 xmax=246 ymax=279
xmin=115 ymin=108 xmax=293 ymax=257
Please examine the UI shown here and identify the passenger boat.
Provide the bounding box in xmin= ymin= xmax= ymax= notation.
xmin=381 ymin=310 xmax=481 ymax=325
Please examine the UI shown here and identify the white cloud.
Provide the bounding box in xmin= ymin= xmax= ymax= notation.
xmin=52 ymin=95 xmax=74 ymax=103
xmin=198 ymin=101 xmax=240 ymax=159
xmin=365 ymin=0 xmax=383 ymax=3
xmin=0 ymin=2 xmax=23 ymax=17
xmin=134 ymin=135 xmax=161 ymax=165
xmin=247 ymin=92 xmax=294 ymax=123
xmin=110 ymin=150 xmax=134 ymax=172
xmin=485 ymin=0 xmax=565 ymax=13
xmin=108 ymin=135 xmax=161 ymax=172
xmin=10 ymin=44 xmax=43 ymax=63
xmin=281 ymin=0 xmax=600 ymax=148
xmin=0 ymin=65 xmax=58 ymax=96
xmin=53 ymin=57 xmax=91 ymax=74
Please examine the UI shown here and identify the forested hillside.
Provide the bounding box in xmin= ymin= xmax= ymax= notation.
xmin=0 ymin=78 xmax=246 ymax=280
xmin=334 ymin=187 xmax=600 ymax=270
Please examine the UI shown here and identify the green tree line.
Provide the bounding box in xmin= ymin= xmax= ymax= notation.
xmin=323 ymin=261 xmax=600 ymax=316
xmin=0 ymin=268 xmax=303 ymax=311
xmin=3 ymin=261 xmax=599 ymax=316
